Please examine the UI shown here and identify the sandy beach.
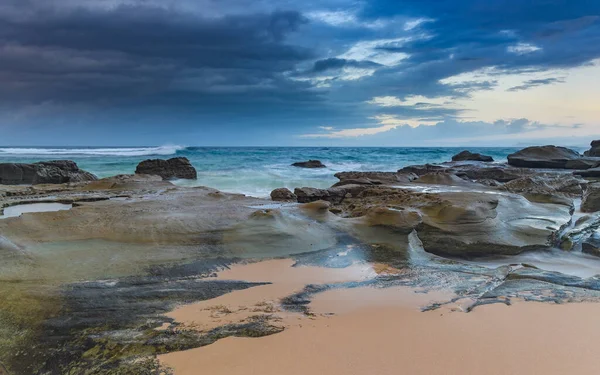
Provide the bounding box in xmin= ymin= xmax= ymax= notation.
xmin=160 ymin=259 xmax=600 ymax=375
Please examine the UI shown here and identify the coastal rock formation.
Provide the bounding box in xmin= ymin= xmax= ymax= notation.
xmin=362 ymin=206 xmax=422 ymax=232
xmin=413 ymin=172 xmax=480 ymax=187
xmin=574 ymin=167 xmax=600 ymax=178
xmin=581 ymin=183 xmax=600 ymax=212
xmin=398 ymin=164 xmax=446 ymax=176
xmin=135 ymin=157 xmax=197 ymax=180
xmin=334 ymin=171 xmax=417 ymax=185
xmin=270 ymin=188 xmax=297 ymax=201
xmin=0 ymin=160 xmax=97 ymax=185
xmin=584 ymin=140 xmax=600 ymax=157
xmin=451 ymin=150 xmax=494 ymax=162
xmin=503 ymin=175 xmax=583 ymax=205
xmin=291 ymin=160 xmax=326 ymax=168
xmin=582 ymin=231 xmax=600 ymax=257
xmin=507 ymin=146 xmax=587 ymax=169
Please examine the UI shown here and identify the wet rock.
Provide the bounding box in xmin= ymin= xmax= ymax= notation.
xmin=291 ymin=160 xmax=326 ymax=168
xmin=565 ymin=158 xmax=600 ymax=170
xmin=362 ymin=206 xmax=422 ymax=232
xmin=294 ymin=185 xmax=368 ymax=204
xmin=504 ymin=175 xmax=583 ymax=206
xmin=584 ymin=140 xmax=600 ymax=157
xmin=575 ymin=167 xmax=600 ymax=178
xmin=334 ymin=172 xmax=408 ymax=186
xmin=270 ymin=188 xmax=297 ymax=201
xmin=331 ymin=178 xmax=379 ymax=188
xmin=581 ymin=183 xmax=600 ymax=212
xmin=507 ymin=145 xmax=584 ymax=169
xmin=582 ymin=231 xmax=600 ymax=257
xmin=398 ymin=164 xmax=446 ymax=176
xmin=451 ymin=150 xmax=494 ymax=162
xmin=0 ymin=160 xmax=97 ymax=185
xmin=450 ymin=165 xmax=526 ymax=183
xmin=84 ymin=174 xmax=170 ymax=191
xmin=294 ymin=187 xmax=331 ymax=203
xmin=135 ymin=157 xmax=197 ymax=180
xmin=413 ymin=172 xmax=480 ymax=186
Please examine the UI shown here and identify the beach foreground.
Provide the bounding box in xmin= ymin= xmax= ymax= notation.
xmin=2 ymin=144 xmax=600 ymax=373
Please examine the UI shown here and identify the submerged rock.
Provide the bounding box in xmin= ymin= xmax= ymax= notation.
xmin=582 ymin=183 xmax=600 ymax=213
xmin=0 ymin=160 xmax=97 ymax=185
xmin=451 ymin=150 xmax=494 ymax=162
xmin=135 ymin=157 xmax=197 ymax=180
xmin=291 ymin=160 xmax=326 ymax=168
xmin=270 ymin=188 xmax=297 ymax=201
xmin=507 ymin=146 xmax=586 ymax=169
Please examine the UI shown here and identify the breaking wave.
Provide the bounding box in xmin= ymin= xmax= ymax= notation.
xmin=0 ymin=145 xmax=185 ymax=157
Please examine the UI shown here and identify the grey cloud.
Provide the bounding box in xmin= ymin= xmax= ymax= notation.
xmin=507 ymin=77 xmax=565 ymax=92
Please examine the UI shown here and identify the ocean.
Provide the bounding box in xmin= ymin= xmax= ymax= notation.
xmin=0 ymin=146 xmax=587 ymax=197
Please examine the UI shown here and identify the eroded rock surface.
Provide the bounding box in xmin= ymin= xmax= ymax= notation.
xmin=291 ymin=160 xmax=326 ymax=168
xmin=584 ymin=140 xmax=600 ymax=157
xmin=270 ymin=187 xmax=297 ymax=201
xmin=582 ymin=183 xmax=600 ymax=213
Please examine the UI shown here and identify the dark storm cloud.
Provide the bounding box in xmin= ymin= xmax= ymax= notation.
xmin=308 ymin=58 xmax=381 ymax=74
xmin=507 ymin=77 xmax=565 ymax=92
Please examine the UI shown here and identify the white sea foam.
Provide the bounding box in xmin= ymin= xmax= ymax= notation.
xmin=0 ymin=145 xmax=184 ymax=157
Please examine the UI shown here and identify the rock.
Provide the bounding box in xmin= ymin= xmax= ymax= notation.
xmin=294 ymin=187 xmax=330 ymax=203
xmin=413 ymin=172 xmax=479 ymax=187
xmin=135 ymin=157 xmax=197 ymax=180
xmin=565 ymin=158 xmax=600 ymax=170
xmin=582 ymin=231 xmax=600 ymax=257
xmin=270 ymin=188 xmax=297 ymax=202
xmin=450 ymin=165 xmax=526 ymax=183
xmin=0 ymin=160 xmax=97 ymax=185
xmin=507 ymin=146 xmax=583 ymax=169
xmin=504 ymin=175 xmax=584 ymax=200
xmin=574 ymin=167 xmax=600 ymax=178
xmin=581 ymin=183 xmax=600 ymax=212
xmin=451 ymin=150 xmax=494 ymax=162
xmin=362 ymin=206 xmax=422 ymax=232
xmin=294 ymin=185 xmax=368 ymax=204
xmin=584 ymin=140 xmax=600 ymax=157
xmin=398 ymin=164 xmax=446 ymax=176
xmin=331 ymin=178 xmax=380 ymax=188
xmin=291 ymin=160 xmax=326 ymax=168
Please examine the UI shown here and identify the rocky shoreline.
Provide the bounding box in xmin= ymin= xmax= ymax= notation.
xmin=2 ymin=143 xmax=600 ymax=373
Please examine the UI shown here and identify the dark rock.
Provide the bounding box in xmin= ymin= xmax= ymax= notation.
xmin=294 ymin=185 xmax=368 ymax=204
xmin=291 ymin=160 xmax=326 ymax=168
xmin=584 ymin=140 xmax=600 ymax=157
xmin=574 ymin=167 xmax=600 ymax=178
xmin=451 ymin=150 xmax=494 ymax=162
xmin=565 ymin=158 xmax=600 ymax=170
xmin=581 ymin=183 xmax=600 ymax=212
xmin=507 ymin=146 xmax=583 ymax=169
xmin=0 ymin=160 xmax=97 ymax=185
xmin=331 ymin=178 xmax=379 ymax=188
xmin=270 ymin=188 xmax=297 ymax=201
xmin=582 ymin=232 xmax=600 ymax=257
xmin=451 ymin=165 xmax=526 ymax=183
xmin=135 ymin=157 xmax=197 ymax=180
xmin=398 ymin=164 xmax=446 ymax=176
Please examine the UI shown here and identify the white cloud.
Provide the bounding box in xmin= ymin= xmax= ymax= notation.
xmin=338 ymin=37 xmax=414 ymax=66
xmin=300 ymin=115 xmax=436 ymax=138
xmin=367 ymin=95 xmax=456 ymax=108
xmin=507 ymin=43 xmax=542 ymax=55
xmin=403 ymin=18 xmax=434 ymax=31
xmin=306 ymin=10 xmax=387 ymax=29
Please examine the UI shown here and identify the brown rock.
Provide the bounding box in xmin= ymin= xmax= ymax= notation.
xmin=135 ymin=157 xmax=197 ymax=180
xmin=270 ymin=188 xmax=297 ymax=202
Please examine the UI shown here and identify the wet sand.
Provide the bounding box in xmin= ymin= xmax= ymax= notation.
xmin=160 ymin=259 xmax=600 ymax=375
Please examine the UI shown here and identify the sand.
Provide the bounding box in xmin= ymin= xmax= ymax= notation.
xmin=159 ymin=259 xmax=600 ymax=375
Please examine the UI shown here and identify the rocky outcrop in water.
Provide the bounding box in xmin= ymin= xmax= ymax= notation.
xmin=270 ymin=188 xmax=297 ymax=201
xmin=452 ymin=150 xmax=494 ymax=162
xmin=584 ymin=140 xmax=600 ymax=157
xmin=291 ymin=160 xmax=326 ymax=168
xmin=507 ymin=145 xmax=599 ymax=169
xmin=135 ymin=157 xmax=197 ymax=180
xmin=0 ymin=160 xmax=97 ymax=185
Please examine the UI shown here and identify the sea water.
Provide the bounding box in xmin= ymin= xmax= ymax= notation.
xmin=0 ymin=146 xmax=586 ymax=197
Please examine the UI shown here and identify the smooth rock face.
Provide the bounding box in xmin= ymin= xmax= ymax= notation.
xmin=398 ymin=164 xmax=446 ymax=176
xmin=135 ymin=157 xmax=197 ymax=180
xmin=581 ymin=183 xmax=600 ymax=213
xmin=0 ymin=160 xmax=97 ymax=185
xmin=451 ymin=150 xmax=494 ymax=162
xmin=507 ymin=146 xmax=584 ymax=169
xmin=291 ymin=160 xmax=326 ymax=168
xmin=575 ymin=167 xmax=600 ymax=178
xmin=584 ymin=140 xmax=600 ymax=157
xmin=270 ymin=188 xmax=297 ymax=201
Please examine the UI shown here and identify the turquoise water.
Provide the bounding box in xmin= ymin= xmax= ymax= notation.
xmin=0 ymin=146 xmax=583 ymax=197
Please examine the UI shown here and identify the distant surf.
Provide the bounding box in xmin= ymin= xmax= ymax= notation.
xmin=0 ymin=145 xmax=185 ymax=157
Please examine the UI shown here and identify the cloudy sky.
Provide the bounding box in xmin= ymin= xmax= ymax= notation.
xmin=1 ymin=0 xmax=600 ymax=146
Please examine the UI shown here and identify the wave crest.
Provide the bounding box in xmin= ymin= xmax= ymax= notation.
xmin=0 ymin=145 xmax=185 ymax=157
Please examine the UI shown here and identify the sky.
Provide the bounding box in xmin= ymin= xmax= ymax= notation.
xmin=1 ymin=0 xmax=600 ymax=146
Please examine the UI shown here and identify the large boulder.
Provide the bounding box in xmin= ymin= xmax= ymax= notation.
xmin=582 ymin=231 xmax=600 ymax=257
xmin=581 ymin=183 xmax=600 ymax=213
xmin=135 ymin=157 xmax=197 ymax=180
xmin=270 ymin=188 xmax=297 ymax=202
xmin=507 ymin=146 xmax=585 ymax=169
xmin=451 ymin=150 xmax=494 ymax=162
xmin=0 ymin=160 xmax=97 ymax=185
xmin=291 ymin=160 xmax=326 ymax=168
xmin=584 ymin=140 xmax=600 ymax=157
